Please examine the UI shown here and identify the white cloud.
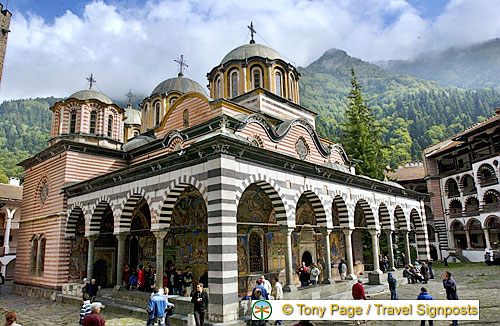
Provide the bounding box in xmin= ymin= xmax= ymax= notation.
xmin=1 ymin=0 xmax=499 ymax=101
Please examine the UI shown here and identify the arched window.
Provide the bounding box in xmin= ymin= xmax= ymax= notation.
xmin=70 ymin=111 xmax=77 ymax=133
xmin=230 ymin=70 xmax=238 ymax=98
xmin=133 ymin=130 xmax=140 ymax=137
xmin=252 ymin=67 xmax=262 ymax=89
xmin=275 ymin=70 xmax=283 ymax=97
xmin=183 ymin=109 xmax=189 ymax=128
xmin=89 ymin=111 xmax=97 ymax=134
xmin=107 ymin=115 xmax=113 ymax=137
xmin=30 ymin=236 xmax=38 ymax=275
xmin=169 ymin=97 xmax=178 ymax=106
xmin=215 ymin=76 xmax=222 ymax=99
xmin=154 ymin=101 xmax=161 ymax=126
xmin=289 ymin=75 xmax=294 ymax=101
xmin=39 ymin=237 xmax=46 ymax=274
xmin=248 ymin=232 xmax=263 ymax=272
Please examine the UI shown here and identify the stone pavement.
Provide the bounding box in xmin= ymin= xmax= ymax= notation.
xmin=0 ymin=262 xmax=498 ymax=325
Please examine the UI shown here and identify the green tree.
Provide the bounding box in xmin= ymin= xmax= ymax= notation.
xmin=341 ymin=69 xmax=388 ymax=180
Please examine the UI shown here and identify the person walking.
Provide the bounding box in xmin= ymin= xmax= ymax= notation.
xmin=5 ymin=312 xmax=22 ymax=326
xmin=309 ymin=264 xmax=320 ymax=285
xmin=147 ymin=287 xmax=173 ymax=326
xmin=388 ymin=273 xmax=398 ymax=300
xmin=352 ymin=280 xmax=366 ymax=324
xmin=272 ymin=277 xmax=283 ymax=326
xmin=443 ymin=271 xmax=459 ymax=326
xmin=191 ymin=283 xmax=208 ymax=326
xmin=81 ymin=278 xmax=89 ymax=299
xmin=163 ymin=288 xmax=175 ymax=326
xmin=144 ymin=266 xmax=152 ymax=292
xmin=417 ymin=287 xmax=434 ymax=326
xmin=401 ymin=253 xmax=407 ymax=267
xmin=444 ymin=256 xmax=449 ymax=267
xmin=87 ymin=279 xmax=99 ymax=303
xmin=122 ymin=264 xmax=131 ymax=288
xmin=82 ymin=302 xmax=105 ymax=326
xmin=173 ymin=269 xmax=183 ymax=295
xmin=79 ymin=294 xmax=92 ymax=325
xmin=297 ymin=266 xmax=309 ymax=287
xmin=251 ymin=289 xmax=267 ymax=326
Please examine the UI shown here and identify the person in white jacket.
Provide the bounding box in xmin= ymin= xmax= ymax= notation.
xmin=259 ymin=275 xmax=272 ymax=296
xmin=272 ymin=277 xmax=283 ymax=326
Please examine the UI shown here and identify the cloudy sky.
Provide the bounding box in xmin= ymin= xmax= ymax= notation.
xmin=1 ymin=0 xmax=499 ymax=102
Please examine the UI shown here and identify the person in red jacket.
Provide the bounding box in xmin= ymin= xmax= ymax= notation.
xmin=137 ymin=265 xmax=145 ymax=292
xmin=352 ymin=279 xmax=367 ymax=325
xmin=352 ymin=279 xmax=367 ymax=300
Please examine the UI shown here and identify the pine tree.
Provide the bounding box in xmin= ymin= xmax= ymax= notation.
xmin=341 ymin=68 xmax=388 ymax=180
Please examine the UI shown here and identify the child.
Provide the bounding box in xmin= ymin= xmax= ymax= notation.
xmin=129 ymin=272 xmax=138 ymax=291
xmin=79 ymin=293 xmax=92 ymax=324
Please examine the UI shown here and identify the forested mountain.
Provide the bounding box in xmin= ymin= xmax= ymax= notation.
xmin=1 ymin=45 xmax=499 ymax=180
xmin=377 ymin=38 xmax=500 ymax=90
xmin=299 ymin=49 xmax=500 ymax=167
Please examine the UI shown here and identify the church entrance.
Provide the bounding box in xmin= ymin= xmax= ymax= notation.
xmin=93 ymin=259 xmax=108 ymax=287
xmin=301 ymin=251 xmax=312 ymax=267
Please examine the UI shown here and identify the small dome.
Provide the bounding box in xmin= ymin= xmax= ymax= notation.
xmin=221 ymin=43 xmax=286 ymax=65
xmin=151 ymin=74 xmax=207 ymax=97
xmin=67 ymin=89 xmax=113 ymax=105
xmin=124 ymin=106 xmax=141 ymax=125
xmin=123 ymin=135 xmax=155 ymax=151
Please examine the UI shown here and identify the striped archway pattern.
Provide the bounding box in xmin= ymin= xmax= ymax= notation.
xmin=332 ymin=195 xmax=349 ymax=227
xmin=158 ymin=183 xmax=203 ymax=229
xmin=410 ymin=208 xmax=430 ymax=260
xmin=66 ymin=206 xmax=83 ymax=237
xmin=378 ymin=203 xmax=391 ymax=230
xmin=119 ymin=194 xmax=145 ymax=232
xmin=394 ymin=205 xmax=407 ymax=230
xmin=297 ymin=190 xmax=327 ymax=226
xmin=89 ymin=201 xmax=112 ymax=235
xmin=236 ymin=174 xmax=288 ymax=226
xmin=355 ymin=198 xmax=376 ymax=228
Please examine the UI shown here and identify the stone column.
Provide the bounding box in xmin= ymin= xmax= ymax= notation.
xmin=205 ymin=155 xmax=239 ymax=322
xmin=154 ymin=231 xmax=167 ymax=288
xmin=283 ymin=227 xmax=297 ymax=291
xmin=0 ymin=208 xmax=15 ymax=275
xmin=385 ymin=230 xmax=396 ymax=271
xmin=86 ymin=235 xmax=97 ymax=280
xmin=115 ymin=234 xmax=126 ymax=287
xmin=342 ymin=229 xmax=357 ymax=280
xmin=321 ymin=228 xmax=333 ymax=284
xmin=465 ymin=228 xmax=472 ymax=249
xmin=368 ymin=229 xmax=383 ymax=285
xmin=484 ymin=228 xmax=491 ymax=249
xmin=404 ymin=231 xmax=411 ymax=264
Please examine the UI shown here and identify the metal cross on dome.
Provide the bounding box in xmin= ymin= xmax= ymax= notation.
xmin=125 ymin=89 xmax=136 ymax=105
xmin=174 ymin=55 xmax=188 ymax=76
xmin=248 ymin=22 xmax=256 ymax=44
xmin=86 ymin=74 xmax=96 ymax=89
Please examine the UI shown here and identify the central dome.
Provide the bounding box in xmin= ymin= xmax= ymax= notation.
xmin=67 ymin=89 xmax=113 ymax=105
xmin=151 ymin=74 xmax=207 ymax=97
xmin=220 ymin=43 xmax=286 ymax=65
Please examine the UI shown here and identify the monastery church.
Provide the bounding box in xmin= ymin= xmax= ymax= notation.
xmin=14 ymin=31 xmax=429 ymax=322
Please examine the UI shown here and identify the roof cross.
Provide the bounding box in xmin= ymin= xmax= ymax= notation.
xmin=174 ymin=55 xmax=188 ymax=76
xmin=125 ymin=89 xmax=136 ymax=105
xmin=86 ymin=74 xmax=96 ymax=89
xmin=248 ymin=22 xmax=256 ymax=44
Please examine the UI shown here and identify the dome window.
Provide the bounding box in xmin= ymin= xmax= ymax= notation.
xmin=107 ymin=115 xmax=113 ymax=137
xmin=69 ymin=111 xmax=77 ymax=134
xmin=89 ymin=111 xmax=97 ymax=134
xmin=230 ymin=70 xmax=238 ymax=98
xmin=154 ymin=101 xmax=161 ymax=126
xmin=275 ymin=70 xmax=283 ymax=97
xmin=252 ymin=66 xmax=262 ymax=89
xmin=215 ymin=76 xmax=222 ymax=99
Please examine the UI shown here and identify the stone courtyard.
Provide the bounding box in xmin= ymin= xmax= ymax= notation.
xmin=0 ymin=262 xmax=498 ymax=325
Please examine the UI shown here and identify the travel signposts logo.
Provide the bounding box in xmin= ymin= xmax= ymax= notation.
xmin=252 ymin=300 xmax=272 ymax=320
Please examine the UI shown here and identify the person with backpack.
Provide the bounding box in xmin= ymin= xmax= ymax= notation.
xmin=388 ymin=273 xmax=398 ymax=300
